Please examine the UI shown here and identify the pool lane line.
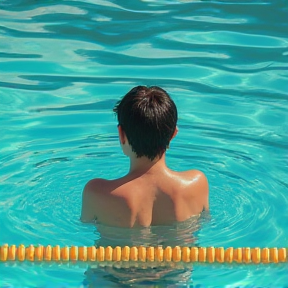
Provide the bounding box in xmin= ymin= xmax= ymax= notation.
xmin=0 ymin=245 xmax=287 ymax=264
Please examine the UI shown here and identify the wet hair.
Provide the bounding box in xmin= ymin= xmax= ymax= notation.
xmin=113 ymin=86 xmax=178 ymax=160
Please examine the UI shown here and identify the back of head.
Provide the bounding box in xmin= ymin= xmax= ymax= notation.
xmin=113 ymin=86 xmax=178 ymax=160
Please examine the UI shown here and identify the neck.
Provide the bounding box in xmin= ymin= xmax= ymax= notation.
xmin=128 ymin=153 xmax=167 ymax=175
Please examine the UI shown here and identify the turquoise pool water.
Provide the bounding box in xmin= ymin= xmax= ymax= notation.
xmin=1 ymin=0 xmax=288 ymax=286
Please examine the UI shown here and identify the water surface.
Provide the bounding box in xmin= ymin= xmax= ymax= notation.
xmin=0 ymin=0 xmax=287 ymax=286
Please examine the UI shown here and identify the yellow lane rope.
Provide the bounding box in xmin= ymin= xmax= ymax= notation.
xmin=0 ymin=245 xmax=287 ymax=264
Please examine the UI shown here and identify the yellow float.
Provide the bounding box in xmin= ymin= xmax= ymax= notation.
xmin=0 ymin=244 xmax=287 ymax=265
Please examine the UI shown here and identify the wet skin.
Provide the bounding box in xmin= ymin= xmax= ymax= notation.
xmin=81 ymin=127 xmax=209 ymax=228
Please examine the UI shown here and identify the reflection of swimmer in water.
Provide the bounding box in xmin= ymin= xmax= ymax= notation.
xmin=84 ymin=265 xmax=195 ymax=287
xmin=85 ymin=217 xmax=206 ymax=286
xmin=80 ymin=86 xmax=209 ymax=285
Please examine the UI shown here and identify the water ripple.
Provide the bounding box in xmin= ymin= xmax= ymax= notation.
xmin=0 ymin=0 xmax=287 ymax=286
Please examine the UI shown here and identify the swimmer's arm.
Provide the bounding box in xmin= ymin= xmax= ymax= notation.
xmin=188 ymin=170 xmax=209 ymax=212
xmin=80 ymin=181 xmax=98 ymax=223
xmin=199 ymin=171 xmax=209 ymax=211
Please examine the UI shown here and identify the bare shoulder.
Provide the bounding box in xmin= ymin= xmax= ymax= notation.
xmin=179 ymin=169 xmax=209 ymax=211
xmin=189 ymin=170 xmax=208 ymax=186
xmin=178 ymin=169 xmax=208 ymax=185
xmin=80 ymin=178 xmax=108 ymax=223
xmin=84 ymin=178 xmax=108 ymax=193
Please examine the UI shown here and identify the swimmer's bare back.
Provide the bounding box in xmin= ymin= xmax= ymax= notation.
xmin=81 ymin=163 xmax=209 ymax=228
xmin=81 ymin=86 xmax=209 ymax=228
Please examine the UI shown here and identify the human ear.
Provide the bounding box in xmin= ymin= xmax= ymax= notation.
xmin=171 ymin=126 xmax=178 ymax=140
xmin=117 ymin=125 xmax=126 ymax=145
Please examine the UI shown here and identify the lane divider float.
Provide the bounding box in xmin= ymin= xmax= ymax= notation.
xmin=0 ymin=245 xmax=287 ymax=264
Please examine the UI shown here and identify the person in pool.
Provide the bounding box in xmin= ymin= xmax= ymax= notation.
xmin=81 ymin=85 xmax=209 ymax=227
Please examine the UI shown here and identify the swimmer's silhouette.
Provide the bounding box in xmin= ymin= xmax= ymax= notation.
xmin=81 ymin=86 xmax=209 ymax=227
xmin=81 ymin=86 xmax=209 ymax=286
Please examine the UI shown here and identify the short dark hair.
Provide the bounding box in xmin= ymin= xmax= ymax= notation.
xmin=113 ymin=86 xmax=178 ymax=160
